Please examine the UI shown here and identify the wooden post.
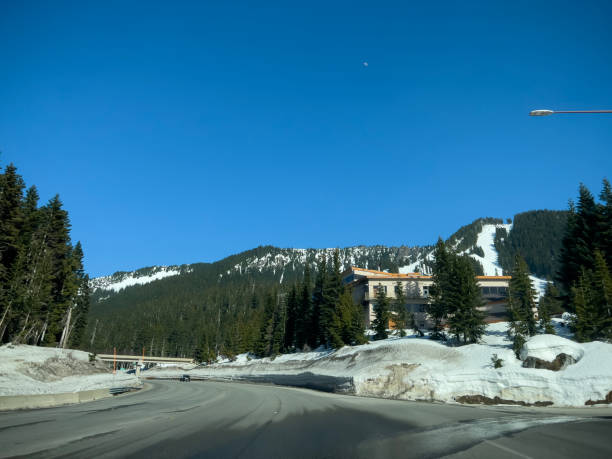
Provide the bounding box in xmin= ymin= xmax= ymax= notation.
xmin=113 ymin=347 xmax=116 ymax=375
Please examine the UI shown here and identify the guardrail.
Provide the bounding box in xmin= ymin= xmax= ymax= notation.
xmin=109 ymin=386 xmax=141 ymax=395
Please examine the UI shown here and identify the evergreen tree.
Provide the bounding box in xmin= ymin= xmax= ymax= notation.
xmin=427 ymin=238 xmax=452 ymax=339
xmin=558 ymin=180 xmax=612 ymax=329
xmin=337 ymin=289 xmax=367 ymax=345
xmin=447 ymin=256 xmax=486 ymax=344
xmin=255 ymin=292 xmax=276 ymax=357
xmin=310 ymin=256 xmax=327 ymax=348
xmin=68 ymin=243 xmax=90 ymax=347
xmin=0 ymin=164 xmax=25 ymax=342
xmin=295 ymin=266 xmax=312 ymax=350
xmin=270 ymin=293 xmax=286 ymax=356
xmin=507 ymin=255 xmax=537 ymax=356
xmin=320 ymin=249 xmax=343 ymax=348
xmin=372 ymin=283 xmax=390 ymax=340
xmin=598 ymin=179 xmax=612 ymax=268
xmin=572 ymin=251 xmax=612 ymax=342
xmin=14 ymin=202 xmax=55 ymax=345
xmin=0 ymin=162 xmax=90 ymax=348
xmin=559 ymin=184 xmax=600 ymax=298
xmin=590 ymin=251 xmax=612 ymax=341
xmin=537 ymin=283 xmax=559 ymax=334
xmin=42 ymin=196 xmax=76 ymax=346
xmin=571 ymin=270 xmax=596 ymax=342
xmin=392 ymin=281 xmax=408 ymax=337
xmin=0 ymin=164 xmax=25 ymax=277
xmin=283 ymin=284 xmax=298 ymax=351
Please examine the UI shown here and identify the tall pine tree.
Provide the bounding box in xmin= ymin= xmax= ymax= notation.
xmin=446 ymin=256 xmax=486 ymax=345
xmin=372 ymin=283 xmax=390 ymax=340
xmin=572 ymin=251 xmax=612 ymax=342
xmin=428 ymin=238 xmax=452 ymax=339
xmin=392 ymin=281 xmax=409 ymax=337
xmin=295 ymin=266 xmax=312 ymax=350
xmin=320 ymin=249 xmax=343 ymax=348
xmin=537 ymin=283 xmax=559 ymax=334
xmin=507 ymin=255 xmax=537 ymax=356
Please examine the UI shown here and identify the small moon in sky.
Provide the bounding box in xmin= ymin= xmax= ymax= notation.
xmin=362 ymin=61 xmax=369 ymax=67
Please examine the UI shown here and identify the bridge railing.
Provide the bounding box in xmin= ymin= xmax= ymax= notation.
xmin=97 ymin=354 xmax=194 ymax=364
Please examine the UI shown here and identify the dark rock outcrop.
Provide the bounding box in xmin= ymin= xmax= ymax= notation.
xmin=585 ymin=390 xmax=612 ymax=406
xmin=522 ymin=353 xmax=576 ymax=371
xmin=455 ymin=395 xmax=553 ymax=406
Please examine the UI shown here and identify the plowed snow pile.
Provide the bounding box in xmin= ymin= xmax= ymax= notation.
xmin=0 ymin=344 xmax=138 ymax=396
xmin=149 ymin=322 xmax=612 ymax=407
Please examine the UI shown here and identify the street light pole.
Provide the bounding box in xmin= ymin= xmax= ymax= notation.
xmin=530 ymin=109 xmax=612 ymax=116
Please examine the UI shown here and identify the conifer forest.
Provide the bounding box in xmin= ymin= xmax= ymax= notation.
xmin=0 ymin=163 xmax=89 ymax=347
xmin=1 ymin=158 xmax=610 ymax=359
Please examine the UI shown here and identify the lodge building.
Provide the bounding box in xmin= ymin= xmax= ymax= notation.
xmin=342 ymin=267 xmax=511 ymax=329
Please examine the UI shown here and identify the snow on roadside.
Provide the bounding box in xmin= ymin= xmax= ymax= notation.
xmin=148 ymin=322 xmax=612 ymax=407
xmin=0 ymin=344 xmax=139 ymax=396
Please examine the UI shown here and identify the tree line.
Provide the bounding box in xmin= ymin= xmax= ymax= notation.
xmin=503 ymin=179 xmax=612 ymax=352
xmin=253 ymin=249 xmax=366 ymax=358
xmin=558 ymin=180 xmax=612 ymax=342
xmin=0 ymin=163 xmax=89 ymax=347
xmin=495 ymin=210 xmax=568 ymax=279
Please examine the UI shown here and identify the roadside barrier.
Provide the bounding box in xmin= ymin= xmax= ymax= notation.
xmin=109 ymin=386 xmax=140 ymax=395
xmin=0 ymin=385 xmax=141 ymax=411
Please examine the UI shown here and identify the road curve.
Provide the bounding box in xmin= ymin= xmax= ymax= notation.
xmin=0 ymin=380 xmax=610 ymax=458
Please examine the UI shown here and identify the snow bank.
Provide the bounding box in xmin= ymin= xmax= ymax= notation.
xmin=0 ymin=344 xmax=139 ymax=396
xmin=520 ymin=334 xmax=584 ymax=362
xmin=148 ymin=322 xmax=612 ymax=407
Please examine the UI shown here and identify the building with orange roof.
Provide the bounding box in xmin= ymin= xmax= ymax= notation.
xmin=342 ymin=267 xmax=511 ymax=329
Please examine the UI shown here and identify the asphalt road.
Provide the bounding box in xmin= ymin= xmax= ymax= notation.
xmin=0 ymin=380 xmax=611 ymax=458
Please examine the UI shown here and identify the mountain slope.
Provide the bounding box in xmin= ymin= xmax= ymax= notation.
xmin=84 ymin=210 xmax=566 ymax=356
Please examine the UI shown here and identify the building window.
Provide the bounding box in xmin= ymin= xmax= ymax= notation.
xmin=408 ymin=304 xmax=426 ymax=313
xmin=374 ymin=284 xmax=387 ymax=295
xmin=422 ymin=286 xmax=430 ymax=297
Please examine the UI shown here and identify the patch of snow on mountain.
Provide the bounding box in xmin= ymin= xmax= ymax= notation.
xmin=469 ymin=223 xmax=548 ymax=297
xmin=468 ymin=223 xmax=512 ymax=276
xmin=399 ymin=251 xmax=434 ymax=274
xmin=91 ymin=266 xmax=186 ymax=293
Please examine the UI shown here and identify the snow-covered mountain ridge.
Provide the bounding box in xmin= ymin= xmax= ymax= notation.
xmin=91 ymin=214 xmax=555 ymax=297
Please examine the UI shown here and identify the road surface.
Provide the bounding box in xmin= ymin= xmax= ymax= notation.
xmin=0 ymin=379 xmax=610 ymax=458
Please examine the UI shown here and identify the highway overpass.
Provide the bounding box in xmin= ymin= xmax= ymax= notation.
xmin=96 ymin=354 xmax=194 ymax=365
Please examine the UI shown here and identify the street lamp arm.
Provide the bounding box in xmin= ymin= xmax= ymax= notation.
xmin=552 ymin=110 xmax=612 ymax=114
xmin=530 ymin=109 xmax=612 ymax=116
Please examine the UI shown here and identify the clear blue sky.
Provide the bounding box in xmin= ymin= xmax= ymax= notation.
xmin=1 ymin=1 xmax=611 ymax=277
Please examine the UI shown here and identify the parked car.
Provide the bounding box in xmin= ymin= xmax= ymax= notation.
xmin=180 ymin=374 xmax=191 ymax=382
